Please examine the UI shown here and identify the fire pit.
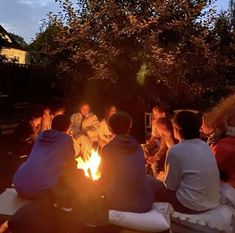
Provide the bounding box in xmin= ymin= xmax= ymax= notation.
xmin=76 ymin=149 xmax=101 ymax=181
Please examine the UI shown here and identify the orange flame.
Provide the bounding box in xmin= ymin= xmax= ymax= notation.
xmin=76 ymin=149 xmax=101 ymax=180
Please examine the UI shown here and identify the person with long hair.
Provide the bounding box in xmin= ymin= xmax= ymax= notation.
xmin=148 ymin=104 xmax=169 ymax=144
xmin=154 ymin=111 xmax=220 ymax=214
xmin=147 ymin=117 xmax=177 ymax=178
xmin=98 ymin=105 xmax=117 ymax=148
xmin=202 ymin=94 xmax=235 ymax=187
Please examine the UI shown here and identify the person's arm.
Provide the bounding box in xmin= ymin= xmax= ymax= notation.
xmin=86 ymin=115 xmax=100 ymax=142
xmin=98 ymin=121 xmax=112 ymax=147
xmin=163 ymin=150 xmax=181 ymax=191
xmin=147 ymin=137 xmax=167 ymax=164
xmin=70 ymin=114 xmax=81 ymax=138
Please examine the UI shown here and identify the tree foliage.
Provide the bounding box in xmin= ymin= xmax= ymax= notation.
xmin=36 ymin=0 xmax=235 ymax=107
xmin=8 ymin=33 xmax=28 ymax=49
xmin=29 ymin=23 xmax=61 ymax=64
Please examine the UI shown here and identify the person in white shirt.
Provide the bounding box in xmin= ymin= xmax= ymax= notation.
xmin=70 ymin=103 xmax=99 ymax=158
xmin=154 ymin=111 xmax=220 ymax=214
xmin=98 ymin=105 xmax=117 ymax=148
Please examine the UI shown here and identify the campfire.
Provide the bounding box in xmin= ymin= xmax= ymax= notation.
xmin=76 ymin=149 xmax=101 ymax=181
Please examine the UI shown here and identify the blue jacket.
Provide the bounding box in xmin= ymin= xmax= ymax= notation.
xmin=13 ymin=130 xmax=75 ymax=198
xmin=101 ymin=135 xmax=154 ymax=213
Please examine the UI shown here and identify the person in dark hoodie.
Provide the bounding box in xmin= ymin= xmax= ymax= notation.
xmin=100 ymin=112 xmax=155 ymax=213
xmin=13 ymin=115 xmax=75 ymax=199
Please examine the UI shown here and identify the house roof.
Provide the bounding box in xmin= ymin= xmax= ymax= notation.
xmin=0 ymin=25 xmax=26 ymax=51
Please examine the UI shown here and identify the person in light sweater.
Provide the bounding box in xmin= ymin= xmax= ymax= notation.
xmin=155 ymin=111 xmax=220 ymax=214
xmin=98 ymin=105 xmax=117 ymax=148
xmin=70 ymin=103 xmax=99 ymax=158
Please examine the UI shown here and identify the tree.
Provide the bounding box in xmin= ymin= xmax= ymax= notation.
xmin=29 ymin=24 xmax=61 ymax=64
xmin=230 ymin=0 xmax=235 ymax=26
xmin=40 ymin=0 xmax=234 ymax=108
xmin=8 ymin=33 xmax=28 ymax=49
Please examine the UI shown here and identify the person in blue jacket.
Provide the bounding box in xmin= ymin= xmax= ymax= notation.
xmin=13 ymin=115 xmax=75 ymax=199
xmin=100 ymin=111 xmax=155 ymax=213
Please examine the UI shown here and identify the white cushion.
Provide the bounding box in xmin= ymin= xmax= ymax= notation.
xmin=172 ymin=204 xmax=235 ymax=233
xmin=109 ymin=202 xmax=172 ymax=232
xmin=0 ymin=189 xmax=30 ymax=216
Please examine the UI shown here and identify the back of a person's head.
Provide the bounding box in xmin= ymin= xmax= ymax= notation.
xmin=173 ymin=111 xmax=202 ymax=139
xmin=108 ymin=112 xmax=132 ymax=135
xmin=51 ymin=115 xmax=71 ymax=132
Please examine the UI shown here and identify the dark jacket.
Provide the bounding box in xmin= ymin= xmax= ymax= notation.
xmin=13 ymin=130 xmax=75 ymax=199
xmin=100 ymin=135 xmax=155 ymax=213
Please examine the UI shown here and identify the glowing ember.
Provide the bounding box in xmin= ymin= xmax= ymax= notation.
xmin=76 ymin=149 xmax=101 ymax=180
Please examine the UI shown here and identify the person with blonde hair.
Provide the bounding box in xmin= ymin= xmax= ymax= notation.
xmin=202 ymin=94 xmax=235 ymax=187
xmin=98 ymin=105 xmax=117 ymax=148
xmin=147 ymin=117 xmax=177 ymax=178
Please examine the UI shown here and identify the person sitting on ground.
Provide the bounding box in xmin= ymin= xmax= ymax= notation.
xmin=70 ymin=102 xmax=99 ymax=158
xmin=13 ymin=115 xmax=75 ymax=199
xmin=154 ymin=111 xmax=220 ymax=214
xmin=147 ymin=117 xmax=177 ymax=179
xmin=39 ymin=105 xmax=66 ymax=133
xmin=100 ymin=112 xmax=155 ymax=213
xmin=148 ymin=104 xmax=169 ymax=145
xmin=11 ymin=105 xmax=44 ymax=158
xmin=39 ymin=106 xmax=51 ymax=132
xmin=143 ymin=104 xmax=170 ymax=176
xmin=98 ymin=105 xmax=117 ymax=148
xmin=202 ymin=94 xmax=235 ymax=188
xmin=201 ymin=112 xmax=225 ymax=147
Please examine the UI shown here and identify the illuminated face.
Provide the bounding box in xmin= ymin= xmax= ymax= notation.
xmin=80 ymin=104 xmax=90 ymax=116
xmin=152 ymin=109 xmax=165 ymax=120
xmin=108 ymin=106 xmax=117 ymax=118
xmin=201 ymin=117 xmax=213 ymax=135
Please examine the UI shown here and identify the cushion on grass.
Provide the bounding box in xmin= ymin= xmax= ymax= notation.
xmin=171 ymin=204 xmax=235 ymax=233
xmin=109 ymin=202 xmax=172 ymax=232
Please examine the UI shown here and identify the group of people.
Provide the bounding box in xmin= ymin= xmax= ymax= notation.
xmin=8 ymin=94 xmax=235 ymax=233
xmin=11 ymin=103 xmax=118 ymax=160
xmin=70 ymin=103 xmax=117 ymax=158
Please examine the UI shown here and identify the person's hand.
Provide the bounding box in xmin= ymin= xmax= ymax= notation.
xmin=147 ymin=156 xmax=157 ymax=165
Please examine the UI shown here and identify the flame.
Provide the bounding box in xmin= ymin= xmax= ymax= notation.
xmin=76 ymin=149 xmax=101 ymax=180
